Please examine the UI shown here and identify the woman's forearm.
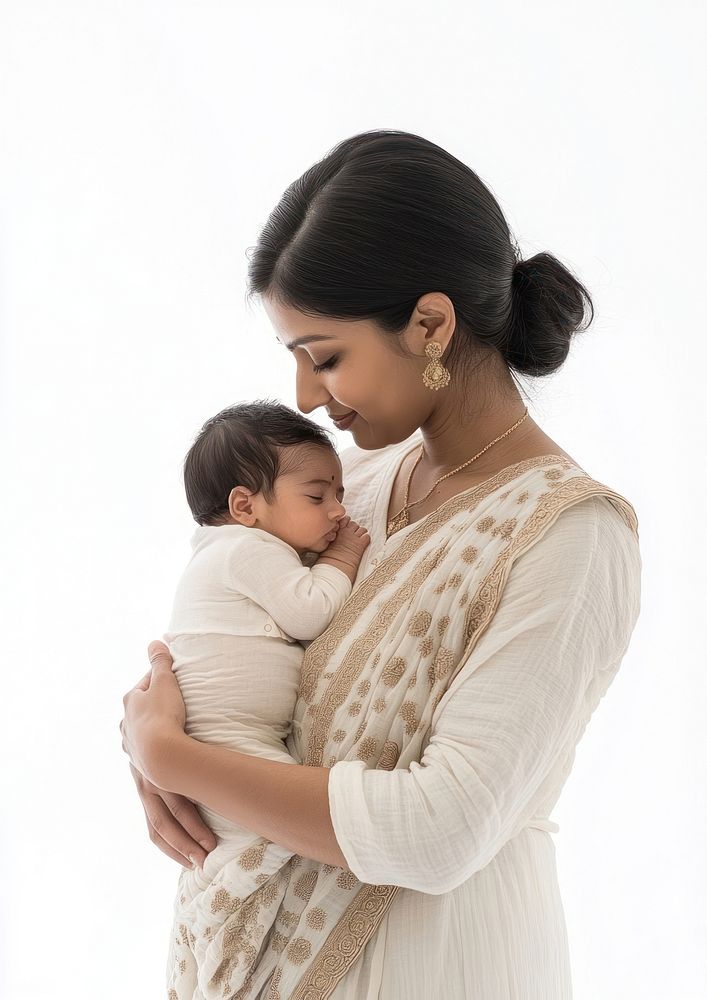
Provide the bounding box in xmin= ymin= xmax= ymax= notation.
xmin=149 ymin=732 xmax=349 ymax=870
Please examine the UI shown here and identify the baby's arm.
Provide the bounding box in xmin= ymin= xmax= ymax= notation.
xmin=229 ymin=524 xmax=367 ymax=641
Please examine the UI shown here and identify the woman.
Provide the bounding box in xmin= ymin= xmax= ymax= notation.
xmin=121 ymin=129 xmax=642 ymax=999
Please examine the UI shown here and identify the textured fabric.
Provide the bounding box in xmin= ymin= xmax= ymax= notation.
xmin=162 ymin=523 xmax=352 ymax=999
xmin=320 ymin=439 xmax=642 ymax=1000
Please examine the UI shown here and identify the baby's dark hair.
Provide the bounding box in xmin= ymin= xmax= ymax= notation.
xmin=183 ymin=399 xmax=337 ymax=526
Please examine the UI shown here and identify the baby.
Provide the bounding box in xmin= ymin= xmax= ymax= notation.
xmin=163 ymin=399 xmax=369 ymax=999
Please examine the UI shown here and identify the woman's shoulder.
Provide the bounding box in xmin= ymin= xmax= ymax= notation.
xmin=508 ymin=492 xmax=642 ymax=624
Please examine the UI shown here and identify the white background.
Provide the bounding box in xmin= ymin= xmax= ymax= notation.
xmin=1 ymin=2 xmax=705 ymax=998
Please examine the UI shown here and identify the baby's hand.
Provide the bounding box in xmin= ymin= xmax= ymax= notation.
xmin=316 ymin=515 xmax=370 ymax=583
xmin=327 ymin=516 xmax=370 ymax=562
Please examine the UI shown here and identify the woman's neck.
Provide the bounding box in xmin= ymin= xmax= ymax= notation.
xmin=415 ymin=388 xmax=543 ymax=478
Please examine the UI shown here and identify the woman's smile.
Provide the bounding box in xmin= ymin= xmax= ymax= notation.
xmin=331 ymin=409 xmax=357 ymax=430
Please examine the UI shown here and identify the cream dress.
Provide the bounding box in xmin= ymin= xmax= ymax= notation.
xmin=299 ymin=435 xmax=642 ymax=1000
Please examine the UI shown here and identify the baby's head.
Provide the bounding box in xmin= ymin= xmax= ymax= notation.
xmin=183 ymin=399 xmax=346 ymax=557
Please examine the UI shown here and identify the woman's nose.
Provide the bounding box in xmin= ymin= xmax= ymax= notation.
xmin=296 ymin=367 xmax=331 ymax=415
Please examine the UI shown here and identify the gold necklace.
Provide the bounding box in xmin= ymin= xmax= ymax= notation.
xmin=386 ymin=408 xmax=530 ymax=537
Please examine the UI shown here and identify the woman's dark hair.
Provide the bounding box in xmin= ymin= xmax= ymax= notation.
xmin=245 ymin=129 xmax=593 ymax=381
xmin=184 ymin=399 xmax=336 ymax=526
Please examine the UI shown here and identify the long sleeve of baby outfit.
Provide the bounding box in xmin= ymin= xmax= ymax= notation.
xmin=228 ymin=530 xmax=352 ymax=641
xmin=326 ymin=495 xmax=642 ymax=894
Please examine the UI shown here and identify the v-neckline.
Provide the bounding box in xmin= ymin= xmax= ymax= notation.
xmin=377 ymin=436 xmax=577 ymax=547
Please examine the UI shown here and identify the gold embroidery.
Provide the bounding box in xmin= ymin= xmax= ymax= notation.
xmin=491 ymin=516 xmax=517 ymax=539
xmin=461 ymin=545 xmax=478 ymax=563
xmin=372 ymin=697 xmax=387 ymax=713
xmin=427 ymin=646 xmax=455 ymax=685
xmin=332 ymin=729 xmax=346 ymax=742
xmin=347 ymin=701 xmax=362 ymax=716
xmin=207 ymin=877 xmax=284 ymax=992
xmin=437 ymin=615 xmax=450 ymax=635
xmin=476 ymin=515 xmax=495 ymax=532
xmin=238 ymin=842 xmax=266 ymax=871
xmin=379 ymin=740 xmax=400 ymax=770
xmin=286 ymin=937 xmax=312 ymax=965
xmin=517 ymin=490 xmax=529 ymax=503
xmin=267 ymin=967 xmax=283 ymax=999
xmin=352 ymin=721 xmax=366 ymax=743
xmin=279 ymin=910 xmax=299 ymax=927
xmin=294 ymin=871 xmax=318 ymax=903
xmin=381 ymin=656 xmax=406 ymax=686
xmin=306 ymin=907 xmax=328 ymax=931
xmin=418 ymin=635 xmax=434 ymax=656
xmin=335 ymin=870 xmax=357 ymax=890
xmin=458 ymin=591 xmax=469 ymax=607
xmin=399 ymin=700 xmax=419 ymax=736
xmin=447 ymin=572 xmax=462 ymax=588
xmin=271 ymin=931 xmax=288 ymax=954
xmin=289 ymin=884 xmax=400 ymax=999
xmin=407 ymin=610 xmax=432 ymax=635
xmin=356 ymin=736 xmax=378 ymax=760
xmin=356 ymin=679 xmax=371 ymax=697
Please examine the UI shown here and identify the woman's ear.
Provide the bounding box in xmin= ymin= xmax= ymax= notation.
xmin=228 ymin=486 xmax=257 ymax=526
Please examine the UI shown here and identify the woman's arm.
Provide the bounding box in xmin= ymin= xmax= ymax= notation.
xmin=324 ymin=496 xmax=642 ymax=894
xmin=150 ymin=715 xmax=348 ymax=870
xmin=121 ymin=643 xmax=348 ymax=870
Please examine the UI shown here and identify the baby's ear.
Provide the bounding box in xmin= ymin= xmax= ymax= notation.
xmin=228 ymin=486 xmax=257 ymax=526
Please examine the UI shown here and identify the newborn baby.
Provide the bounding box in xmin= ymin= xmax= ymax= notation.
xmin=163 ymin=399 xmax=369 ymax=1000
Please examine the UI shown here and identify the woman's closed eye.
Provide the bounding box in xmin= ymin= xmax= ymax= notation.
xmin=312 ymin=355 xmax=339 ymax=373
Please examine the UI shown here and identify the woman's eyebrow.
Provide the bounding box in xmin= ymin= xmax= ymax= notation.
xmin=276 ymin=334 xmax=335 ymax=351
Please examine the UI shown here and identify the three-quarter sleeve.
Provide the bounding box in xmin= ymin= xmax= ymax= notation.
xmin=228 ymin=532 xmax=352 ymax=641
xmin=327 ymin=495 xmax=642 ymax=894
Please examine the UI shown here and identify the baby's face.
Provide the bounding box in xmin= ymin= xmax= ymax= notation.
xmin=255 ymin=446 xmax=347 ymax=557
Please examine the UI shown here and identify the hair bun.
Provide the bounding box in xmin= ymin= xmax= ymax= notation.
xmin=503 ymin=252 xmax=594 ymax=377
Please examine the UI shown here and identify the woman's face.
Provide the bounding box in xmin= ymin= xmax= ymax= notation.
xmin=262 ymin=296 xmax=435 ymax=450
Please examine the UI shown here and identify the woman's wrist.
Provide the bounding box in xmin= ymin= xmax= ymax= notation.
xmin=144 ymin=727 xmax=192 ymax=792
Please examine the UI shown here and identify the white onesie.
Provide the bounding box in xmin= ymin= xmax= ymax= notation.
xmin=163 ymin=523 xmax=351 ymax=874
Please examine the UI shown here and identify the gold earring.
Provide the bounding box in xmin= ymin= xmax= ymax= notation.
xmin=422 ymin=341 xmax=451 ymax=390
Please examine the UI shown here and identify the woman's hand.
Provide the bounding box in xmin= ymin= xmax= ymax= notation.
xmin=120 ymin=640 xmax=218 ymax=867
xmin=128 ymin=762 xmax=217 ymax=869
xmin=121 ymin=640 xmax=187 ymax=781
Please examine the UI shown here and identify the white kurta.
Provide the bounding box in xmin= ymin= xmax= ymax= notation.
xmin=318 ymin=437 xmax=642 ymax=999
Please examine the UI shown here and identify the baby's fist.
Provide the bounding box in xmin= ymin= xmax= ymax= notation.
xmin=329 ymin=516 xmax=370 ymax=560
